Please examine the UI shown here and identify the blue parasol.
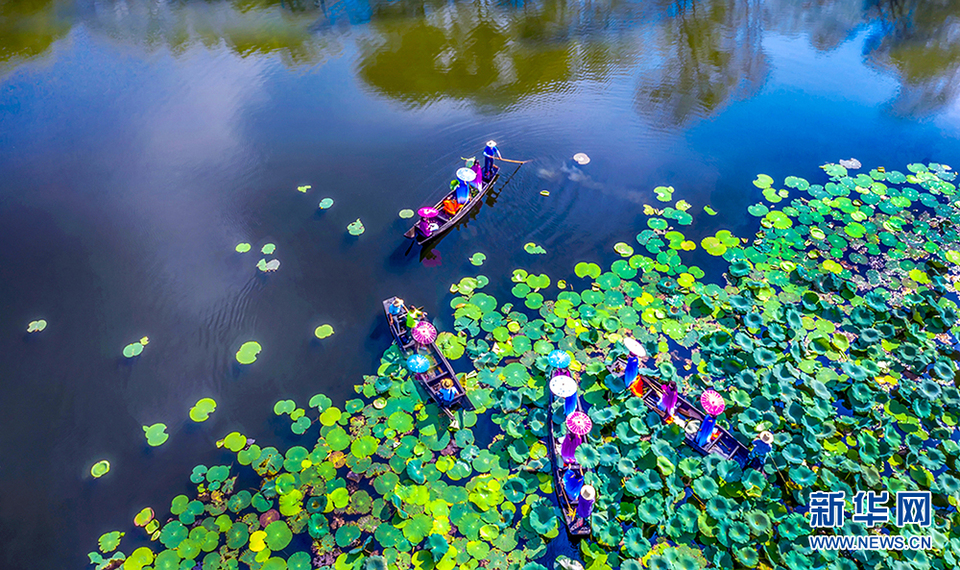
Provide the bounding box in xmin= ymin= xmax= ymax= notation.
xmin=406 ymin=354 xmax=430 ymax=373
xmin=548 ymin=350 xmax=571 ymax=369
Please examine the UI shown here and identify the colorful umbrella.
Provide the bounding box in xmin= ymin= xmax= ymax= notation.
xmin=418 ymin=207 xmax=439 ymax=219
xmin=700 ymin=389 xmax=725 ymax=416
xmin=412 ymin=321 xmax=437 ymax=344
xmin=549 ymin=374 xmax=577 ymax=398
xmin=456 ymin=167 xmax=477 ymax=182
xmin=623 ymin=337 xmax=647 ymax=358
xmin=548 ymin=350 xmax=572 ymax=369
xmin=566 ymin=411 xmax=592 ymax=436
xmin=406 ymin=354 xmax=430 ymax=373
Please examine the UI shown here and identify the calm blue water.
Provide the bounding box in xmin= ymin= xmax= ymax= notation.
xmin=2 ymin=0 xmax=960 ymax=567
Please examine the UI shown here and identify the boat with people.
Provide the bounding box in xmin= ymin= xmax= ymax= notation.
xmin=382 ymin=296 xmax=472 ymax=418
xmin=405 ymin=141 xmax=511 ymax=246
xmin=545 ymin=362 xmax=593 ymax=538
xmin=608 ymin=358 xmax=751 ymax=467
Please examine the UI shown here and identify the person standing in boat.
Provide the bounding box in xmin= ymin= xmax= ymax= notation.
xmin=483 ymin=140 xmax=501 ymax=181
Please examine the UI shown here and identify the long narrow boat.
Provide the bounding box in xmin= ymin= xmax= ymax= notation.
xmin=403 ymin=166 xmax=500 ymax=246
xmin=382 ymin=297 xmax=473 ymax=418
xmin=546 ymin=374 xmax=592 ymax=538
xmin=607 ymin=359 xmax=751 ymax=466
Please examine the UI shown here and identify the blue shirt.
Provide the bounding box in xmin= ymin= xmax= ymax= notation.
xmin=484 ymin=144 xmax=501 ymax=159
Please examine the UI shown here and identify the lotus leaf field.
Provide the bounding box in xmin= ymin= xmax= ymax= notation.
xmin=93 ymin=162 xmax=960 ymax=570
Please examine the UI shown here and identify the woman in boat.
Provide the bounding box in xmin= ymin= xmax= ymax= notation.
xmin=417 ymin=215 xmax=440 ymax=239
xmin=438 ymin=377 xmax=458 ymax=405
xmin=466 ymin=157 xmax=483 ymax=193
xmin=658 ymin=380 xmax=679 ymax=419
xmin=746 ymin=431 xmax=774 ymax=471
xmin=483 ymin=140 xmax=501 ymax=180
xmin=405 ymin=306 xmax=425 ymax=329
xmin=388 ymin=298 xmax=405 ymax=316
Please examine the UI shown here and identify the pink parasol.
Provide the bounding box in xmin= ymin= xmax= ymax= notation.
xmin=566 ymin=411 xmax=592 ymax=436
xmin=418 ymin=207 xmax=439 ymax=218
xmin=700 ymin=389 xmax=725 ymax=416
xmin=412 ymin=321 xmax=438 ymax=344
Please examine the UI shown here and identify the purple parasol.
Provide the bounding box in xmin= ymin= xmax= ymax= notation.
xmin=418 ymin=207 xmax=439 ymax=218
xmin=412 ymin=321 xmax=438 ymax=344
xmin=566 ymin=411 xmax=592 ymax=436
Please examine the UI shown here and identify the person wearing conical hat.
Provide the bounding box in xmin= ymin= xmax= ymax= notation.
xmin=747 ymin=431 xmax=774 ymax=471
xmin=388 ymin=298 xmax=405 ymax=316
xmin=438 ymin=377 xmax=458 ymax=405
xmin=482 ymin=140 xmax=501 ymax=181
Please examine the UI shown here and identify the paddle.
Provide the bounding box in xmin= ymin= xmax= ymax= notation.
xmin=460 ymin=156 xmax=533 ymax=164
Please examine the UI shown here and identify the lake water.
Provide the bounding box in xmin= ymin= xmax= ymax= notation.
xmin=2 ymin=0 xmax=960 ymax=567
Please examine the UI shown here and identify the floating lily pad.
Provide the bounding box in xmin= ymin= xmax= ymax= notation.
xmin=123 ymin=341 xmax=145 ymax=358
xmin=347 ymin=219 xmax=365 ymax=235
xmin=314 ymin=324 xmax=334 ymax=339
xmin=261 ymin=243 xmax=276 ymax=254
xmin=27 ymin=320 xmax=47 ymax=333
xmin=236 ymin=341 xmax=262 ymax=364
xmin=399 ymin=209 xmax=415 ymax=219
xmin=91 ymin=460 xmax=110 ymax=478
xmin=319 ymin=198 xmax=334 ymax=209
xmin=235 ymin=243 xmax=251 ymax=253
xmin=470 ymin=252 xmax=486 ymax=266
xmin=143 ymin=423 xmax=168 ymax=447
xmin=189 ymin=398 xmax=217 ymax=422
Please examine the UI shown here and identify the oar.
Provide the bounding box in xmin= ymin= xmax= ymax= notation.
xmin=459 ymin=156 xmax=533 ymax=164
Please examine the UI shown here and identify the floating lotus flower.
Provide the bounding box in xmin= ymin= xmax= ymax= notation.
xmin=548 ymin=350 xmax=571 ymax=369
xmin=566 ymin=411 xmax=592 ymax=436
xmin=700 ymin=389 xmax=725 ymax=416
xmin=412 ymin=321 xmax=437 ymax=345
xmin=406 ymin=354 xmax=430 ymax=373
xmin=573 ymin=153 xmax=590 ymax=165
xmin=549 ymin=374 xmax=577 ymax=398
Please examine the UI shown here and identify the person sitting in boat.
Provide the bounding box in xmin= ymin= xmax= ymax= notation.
xmin=443 ymin=197 xmax=461 ymax=215
xmin=483 ymin=140 xmax=501 ymax=181
xmin=388 ymin=298 xmax=405 ymax=316
xmin=405 ymin=306 xmax=425 ymax=329
xmin=747 ymin=431 xmax=774 ymax=471
xmin=658 ymin=380 xmax=679 ymax=419
xmin=438 ymin=377 xmax=458 ymax=405
xmin=455 ymin=178 xmax=471 ymax=205
xmin=466 ymin=157 xmax=484 ymax=193
xmin=417 ymin=216 xmax=439 ymax=239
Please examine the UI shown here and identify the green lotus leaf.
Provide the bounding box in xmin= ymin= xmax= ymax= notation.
xmin=398 ymin=209 xmax=415 ymax=219
xmin=123 ymin=342 xmax=144 ymax=358
xmin=264 ymin=520 xmax=292 ymax=551
xmin=319 ymin=198 xmax=333 ymax=209
xmin=27 ymin=319 xmax=47 ymax=332
xmin=753 ymin=174 xmax=773 ymax=188
xmin=143 ymin=423 xmax=169 ymax=447
xmin=236 ymin=341 xmax=261 ymax=364
xmin=614 ymin=242 xmax=635 ymax=256
xmin=335 ymin=525 xmax=361 ymax=548
xmin=693 ymin=476 xmax=719 ymax=499
xmin=347 ymin=219 xmax=365 ymax=235
xmin=528 ymin=500 xmax=559 ymax=537
xmin=235 ymin=243 xmax=251 ymax=253
xmin=574 ymin=443 xmax=600 ymax=468
xmin=469 ymin=252 xmax=486 ymax=266
xmin=735 ymin=547 xmax=759 ymax=568
xmin=524 ymin=242 xmax=546 ymax=254
xmin=91 ymin=460 xmax=111 ymax=478
xmin=189 ymin=398 xmax=217 ymax=422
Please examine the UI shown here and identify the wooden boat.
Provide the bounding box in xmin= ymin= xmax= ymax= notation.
xmin=403 ymin=165 xmax=500 ymax=246
xmin=607 ymin=359 xmax=751 ymax=467
xmin=545 ymin=375 xmax=592 ymax=538
xmin=382 ymin=297 xmax=473 ymax=418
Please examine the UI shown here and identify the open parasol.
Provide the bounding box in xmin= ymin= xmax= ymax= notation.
xmin=623 ymin=337 xmax=647 ymax=358
xmin=456 ymin=167 xmax=477 ymax=182
xmin=406 ymin=354 xmax=430 ymax=373
xmin=700 ymin=389 xmax=725 ymax=416
xmin=549 ymin=374 xmax=577 ymax=398
xmin=566 ymin=411 xmax=592 ymax=436
xmin=418 ymin=207 xmax=439 ymax=219
xmin=412 ymin=321 xmax=437 ymax=345
xmin=548 ymin=350 xmax=572 ymax=369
